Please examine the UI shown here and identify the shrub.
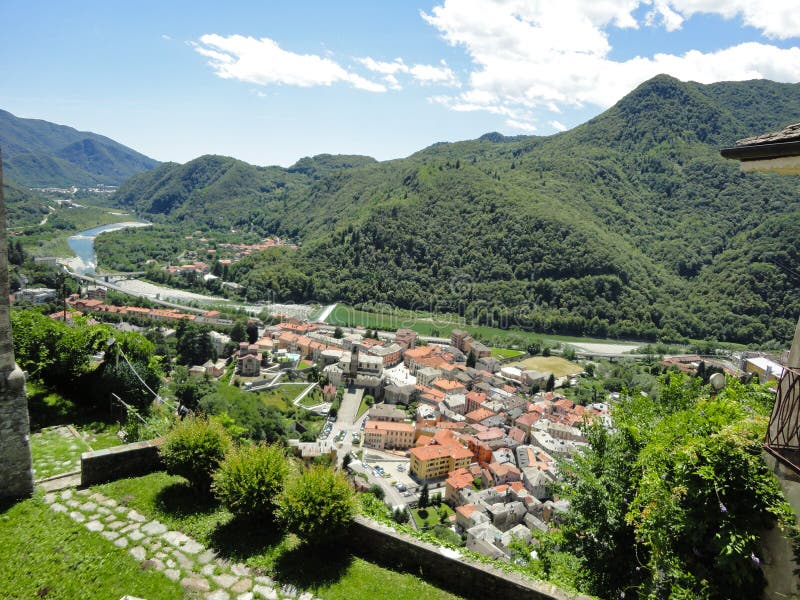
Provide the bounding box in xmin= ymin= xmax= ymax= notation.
xmin=368 ymin=484 xmax=385 ymax=500
xmin=276 ymin=465 xmax=356 ymax=545
xmin=212 ymin=443 xmax=289 ymax=518
xmin=160 ymin=417 xmax=232 ymax=493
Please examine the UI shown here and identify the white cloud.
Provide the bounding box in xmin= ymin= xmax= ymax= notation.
xmin=549 ymin=120 xmax=568 ymax=132
xmin=357 ymin=56 xmax=460 ymax=89
xmin=422 ymin=0 xmax=800 ymax=125
xmin=649 ymin=0 xmax=800 ymax=39
xmin=161 ymin=34 xmax=172 ymax=41
xmin=194 ymin=34 xmax=385 ymax=92
xmin=506 ymin=119 xmax=538 ymax=132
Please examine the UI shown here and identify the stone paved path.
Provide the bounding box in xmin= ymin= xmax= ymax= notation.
xmin=44 ymin=488 xmax=319 ymax=600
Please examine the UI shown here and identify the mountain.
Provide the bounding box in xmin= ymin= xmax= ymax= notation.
xmin=100 ymin=76 xmax=800 ymax=345
xmin=0 ymin=109 xmax=159 ymax=187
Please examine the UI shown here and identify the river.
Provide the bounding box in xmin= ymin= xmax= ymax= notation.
xmin=66 ymin=221 xmax=150 ymax=275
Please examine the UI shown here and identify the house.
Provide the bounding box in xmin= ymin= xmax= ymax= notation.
xmin=237 ymin=353 xmax=261 ymax=377
xmin=367 ymin=342 xmax=403 ymax=367
xmin=363 ymin=420 xmax=415 ymax=450
xmin=745 ymin=356 xmax=785 ymax=383
xmin=395 ymin=328 xmax=417 ymax=350
xmin=367 ymin=403 xmax=407 ymax=422
xmin=432 ymin=378 xmax=466 ymax=395
xmin=384 ymin=383 xmax=416 ymax=406
xmin=465 ymin=407 xmax=497 ymax=424
xmin=202 ymin=358 xmax=226 ymax=378
xmin=486 ymin=462 xmax=522 ymax=486
xmin=209 ymin=330 xmax=231 ymax=357
xmin=445 ymin=467 xmax=475 ymax=505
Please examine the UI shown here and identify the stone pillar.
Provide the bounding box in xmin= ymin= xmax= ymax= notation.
xmin=0 ymin=149 xmax=34 ymax=498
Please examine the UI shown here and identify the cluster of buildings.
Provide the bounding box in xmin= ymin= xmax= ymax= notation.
xmin=359 ymin=388 xmax=608 ymax=560
xmin=58 ymin=294 xmax=232 ymax=327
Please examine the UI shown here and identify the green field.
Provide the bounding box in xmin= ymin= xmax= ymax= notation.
xmin=325 ymin=304 xmax=647 ymax=349
xmin=412 ymin=504 xmax=455 ymax=529
xmin=95 ymin=472 xmax=460 ymax=600
xmin=510 ymin=356 xmax=583 ymax=377
xmin=490 ymin=347 xmax=526 ymax=359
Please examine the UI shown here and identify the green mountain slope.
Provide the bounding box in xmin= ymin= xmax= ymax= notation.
xmin=0 ymin=109 xmax=159 ymax=187
xmin=101 ymin=75 xmax=800 ymax=345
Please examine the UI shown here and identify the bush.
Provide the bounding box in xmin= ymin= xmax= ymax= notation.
xmin=212 ymin=443 xmax=289 ymax=518
xmin=276 ymin=465 xmax=356 ymax=545
xmin=160 ymin=417 xmax=232 ymax=493
xmin=368 ymin=484 xmax=385 ymax=500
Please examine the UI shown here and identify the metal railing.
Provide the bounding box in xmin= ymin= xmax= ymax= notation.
xmin=764 ymin=366 xmax=800 ymax=475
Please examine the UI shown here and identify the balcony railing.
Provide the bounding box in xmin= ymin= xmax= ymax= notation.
xmin=764 ymin=366 xmax=800 ymax=475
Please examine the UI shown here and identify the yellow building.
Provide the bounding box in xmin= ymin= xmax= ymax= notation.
xmin=409 ymin=443 xmax=473 ymax=481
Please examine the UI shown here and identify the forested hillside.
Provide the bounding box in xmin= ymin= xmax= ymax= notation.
xmin=100 ymin=75 xmax=800 ymax=345
xmin=0 ymin=109 xmax=159 ymax=187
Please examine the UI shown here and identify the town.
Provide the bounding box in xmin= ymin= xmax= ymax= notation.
xmin=22 ymin=278 xmax=788 ymax=565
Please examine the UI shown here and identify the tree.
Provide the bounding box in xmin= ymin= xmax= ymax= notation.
xmin=333 ymin=327 xmax=344 ymax=339
xmin=466 ymin=350 xmax=476 ymax=368
xmin=276 ymin=466 xmax=356 ymax=545
xmin=418 ymin=482 xmax=430 ymax=508
xmin=527 ymin=342 xmax=542 ymax=356
xmin=246 ymin=321 xmax=259 ymax=344
xmin=545 ymin=373 xmax=555 ymax=392
xmin=368 ymin=483 xmax=385 ymax=500
xmin=342 ymin=453 xmax=352 ymax=470
xmin=230 ymin=320 xmax=246 ymax=343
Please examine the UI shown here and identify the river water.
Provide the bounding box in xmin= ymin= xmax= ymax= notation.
xmin=66 ymin=221 xmax=150 ymax=275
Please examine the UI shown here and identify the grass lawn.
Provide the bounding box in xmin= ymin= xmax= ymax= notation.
xmin=30 ymin=422 xmax=124 ymax=480
xmin=510 ymin=356 xmax=583 ymax=377
xmin=298 ymin=387 xmax=323 ymax=408
xmin=0 ymin=494 xmax=183 ymax=600
xmin=29 ymin=426 xmax=89 ymax=479
xmin=26 ymin=383 xmax=124 ymax=479
xmin=490 ymin=347 xmax=526 ymax=359
xmin=95 ymin=472 xmax=460 ymax=600
xmin=355 ymin=394 xmax=373 ymax=420
xmin=326 ymin=304 xmax=649 ymax=348
xmin=412 ymin=505 xmax=455 ymax=529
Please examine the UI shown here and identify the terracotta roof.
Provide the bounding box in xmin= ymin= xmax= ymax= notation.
xmin=445 ymin=467 xmax=474 ymax=490
xmin=410 ymin=444 xmax=472 ymax=462
xmin=465 ymin=408 xmax=496 ymax=422
xmin=365 ymin=420 xmax=415 ymax=433
xmin=456 ymin=504 xmax=477 ymax=518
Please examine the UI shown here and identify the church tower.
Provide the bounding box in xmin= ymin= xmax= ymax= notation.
xmin=0 ymin=149 xmax=34 ymax=498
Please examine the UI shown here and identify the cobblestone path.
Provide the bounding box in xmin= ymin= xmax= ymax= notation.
xmin=44 ymin=488 xmax=319 ymax=600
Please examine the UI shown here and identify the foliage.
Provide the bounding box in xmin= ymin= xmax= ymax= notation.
xmin=100 ymin=76 xmax=800 ymax=346
xmin=276 ymin=465 xmax=357 ymax=545
xmin=368 ymin=484 xmax=385 ymax=500
xmin=550 ymin=374 xmax=797 ymax=600
xmin=212 ymin=442 xmax=289 ymax=519
xmin=160 ymin=416 xmax=232 ymax=494
xmin=418 ymin=482 xmax=430 ymax=509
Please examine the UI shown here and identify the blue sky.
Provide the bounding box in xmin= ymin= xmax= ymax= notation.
xmin=1 ymin=1 xmax=798 ymax=167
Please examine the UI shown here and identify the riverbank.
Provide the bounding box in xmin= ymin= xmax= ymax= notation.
xmin=64 ymin=221 xmax=150 ymax=275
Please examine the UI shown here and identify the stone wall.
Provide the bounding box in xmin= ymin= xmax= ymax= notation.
xmin=81 ymin=437 xmax=165 ymax=486
xmin=347 ymin=516 xmax=591 ymax=600
xmin=0 ymin=366 xmax=34 ymax=498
